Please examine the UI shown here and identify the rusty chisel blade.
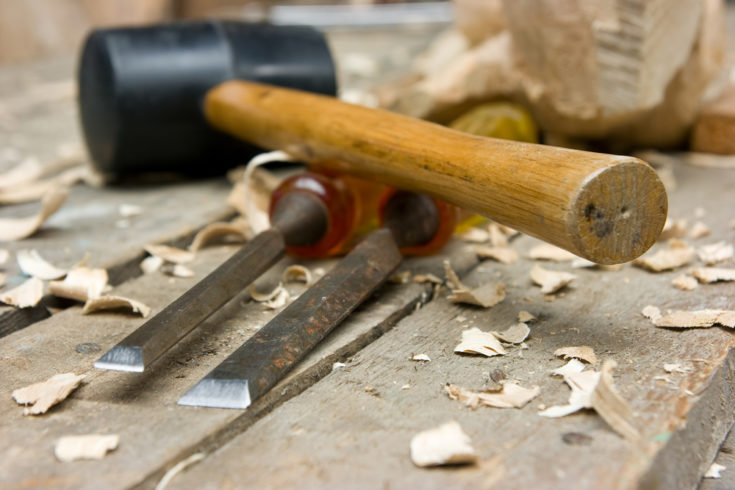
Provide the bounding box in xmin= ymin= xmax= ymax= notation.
xmin=95 ymin=230 xmax=286 ymax=372
xmin=178 ymin=228 xmax=403 ymax=409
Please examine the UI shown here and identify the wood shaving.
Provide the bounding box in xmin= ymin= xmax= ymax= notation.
xmin=188 ymin=221 xmax=250 ymax=252
xmin=12 ymin=372 xmax=84 ymax=415
xmin=693 ymin=267 xmax=735 ymax=283
xmin=445 ymin=382 xmax=540 ymax=409
xmin=410 ymin=421 xmax=477 ymax=467
xmin=458 ymin=227 xmax=489 ymax=243
xmin=475 ymin=245 xmax=518 ymax=264
xmin=140 ymin=256 xmax=164 ymax=274
xmin=163 ymin=264 xmax=195 ymax=278
xmin=144 ymin=244 xmax=194 ymax=264
xmin=250 ymin=283 xmax=291 ymax=310
xmin=697 ymin=242 xmax=734 ymax=265
xmin=653 ymin=309 xmax=735 ymax=329
xmin=282 ymin=265 xmax=313 ymax=287
xmin=413 ymin=273 xmax=442 ymax=284
xmin=633 ymin=239 xmax=694 ymax=272
xmin=539 ymin=363 xmax=599 ymax=418
xmin=554 ymin=346 xmax=598 ymax=364
xmin=55 ymin=434 xmax=119 ymax=462
xmin=412 ymin=354 xmax=431 ymax=362
xmin=704 ymin=462 xmax=726 ymax=479
xmin=672 ymin=274 xmax=698 ymax=291
xmin=658 ymin=218 xmax=688 ymax=242
xmin=487 ymin=223 xmax=512 ymax=247
xmin=0 ymin=156 xmax=44 ymax=188
xmin=663 ymin=363 xmax=692 ymax=374
xmin=528 ymin=243 xmax=577 ymax=262
xmin=249 ymin=282 xmax=284 ymax=302
xmin=688 ymin=222 xmax=711 ymax=239
xmin=517 ymin=311 xmax=537 ymax=323
xmin=389 ymin=270 xmax=412 ymax=284
xmin=590 ymin=360 xmax=641 ymax=443
xmin=0 ymin=277 xmax=44 ymax=308
xmin=154 ymin=452 xmax=206 ymax=490
xmin=17 ymin=249 xmax=67 ymax=280
xmin=118 ymin=204 xmax=142 ymax=217
xmin=242 ymin=151 xmax=294 ymax=234
xmin=49 ymin=267 xmax=108 ymax=301
xmin=530 ymin=265 xmax=576 ymax=294
xmin=444 ymin=260 xmax=505 ymax=308
xmin=642 ymin=305 xmax=662 ymax=322
xmin=0 ymin=166 xmax=90 ymax=204
xmin=82 ymin=296 xmax=151 ymax=317
xmin=454 ymin=327 xmax=506 ymax=357
xmin=552 ymin=359 xmax=586 ymax=377
xmin=0 ymin=248 xmax=8 ymax=265
xmin=492 ymin=323 xmax=530 ymax=344
xmin=0 ymin=187 xmax=68 ymax=241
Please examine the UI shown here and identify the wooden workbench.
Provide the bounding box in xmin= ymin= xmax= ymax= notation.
xmin=1 ymin=27 xmax=735 ymax=490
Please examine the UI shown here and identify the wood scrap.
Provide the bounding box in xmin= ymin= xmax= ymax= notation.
xmin=444 ymin=260 xmax=506 ymax=308
xmin=658 ymin=218 xmax=688 ymax=242
xmin=143 ymin=244 xmax=194 ymax=264
xmin=54 ymin=434 xmax=119 ymax=462
xmin=697 ymin=241 xmax=734 ymax=265
xmin=188 ymin=221 xmax=250 ymax=252
xmin=492 ymin=323 xmax=530 ymax=344
xmin=554 ymin=346 xmax=598 ymax=364
xmin=672 ymin=275 xmax=698 ymax=291
xmin=528 ymin=243 xmax=577 ymax=262
xmin=409 ymin=421 xmax=477 ymax=467
xmin=445 ymin=382 xmax=540 ymax=409
xmin=692 ymin=267 xmax=735 ymax=283
xmin=454 ymin=327 xmax=506 ymax=357
xmin=16 ymin=249 xmax=67 ymax=280
xmin=82 ymin=296 xmax=151 ymax=318
xmin=590 ymin=360 xmax=641 ymax=444
xmin=0 ymin=187 xmax=68 ymax=241
xmin=411 ymin=354 xmax=431 ymax=362
xmin=0 ymin=277 xmax=44 ymax=308
xmin=653 ymin=309 xmax=735 ymax=329
xmin=12 ymin=372 xmax=84 ymax=415
xmin=530 ymin=265 xmax=576 ymax=294
xmin=49 ymin=267 xmax=108 ymax=301
xmin=475 ymin=245 xmax=518 ymax=264
xmin=633 ymin=239 xmax=694 ymax=272
xmin=704 ymin=462 xmax=727 ymax=479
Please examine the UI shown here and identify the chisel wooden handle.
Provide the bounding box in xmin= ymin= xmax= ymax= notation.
xmin=205 ymin=80 xmax=667 ymax=264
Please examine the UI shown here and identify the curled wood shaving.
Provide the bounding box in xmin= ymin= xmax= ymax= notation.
xmin=49 ymin=267 xmax=108 ymax=301
xmin=591 ymin=360 xmax=641 ymax=444
xmin=412 ymin=354 xmax=431 ymax=362
xmin=555 ymin=346 xmax=598 ymax=364
xmin=188 ymin=221 xmax=250 ymax=252
xmin=642 ymin=305 xmax=662 ymax=322
xmin=82 ymin=296 xmax=151 ymax=317
xmin=282 ymin=265 xmax=313 ymax=287
xmin=241 ymin=151 xmax=294 ymax=234
xmin=672 ymin=274 xmax=698 ymax=291
xmin=658 ymin=218 xmax=688 ymax=242
xmin=475 ymin=245 xmax=518 ymax=264
xmin=0 ymin=157 xmax=44 ymax=188
xmin=530 ymin=265 xmax=576 ymax=294
xmin=454 ymin=327 xmax=505 ymax=356
xmin=445 ymin=382 xmax=540 ymax=409
xmin=0 ymin=166 xmax=90 ymax=204
xmin=144 ymin=244 xmax=194 ymax=264
xmin=704 ymin=463 xmax=726 ymax=479
xmin=444 ymin=260 xmax=505 ymax=308
xmin=55 ymin=434 xmax=119 ymax=462
xmin=250 ymin=283 xmax=291 ymax=309
xmin=458 ymin=227 xmax=489 ymax=243
xmin=140 ymin=256 xmax=164 ymax=274
xmin=517 ymin=311 xmax=537 ymax=323
xmin=693 ymin=267 xmax=735 ymax=283
xmin=410 ymin=421 xmax=477 ymax=467
xmin=0 ymin=277 xmax=44 ymax=308
xmin=528 ymin=243 xmax=577 ymax=262
xmin=488 ymin=223 xmax=515 ymax=247
xmin=17 ymin=249 xmax=67 ymax=280
xmin=697 ymin=242 xmax=734 ymax=265
xmin=633 ymin=239 xmax=694 ymax=272
xmin=154 ymin=452 xmax=206 ymax=490
xmin=12 ymin=372 xmax=84 ymax=415
xmin=493 ymin=323 xmax=530 ymax=344
xmin=653 ymin=309 xmax=735 ymax=329
xmin=689 ymin=222 xmax=711 ymax=239
xmin=0 ymin=187 xmax=68 ymax=241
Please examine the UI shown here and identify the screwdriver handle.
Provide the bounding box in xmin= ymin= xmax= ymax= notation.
xmin=205 ymin=81 xmax=667 ymax=264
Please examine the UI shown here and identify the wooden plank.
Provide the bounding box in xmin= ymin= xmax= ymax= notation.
xmin=169 ymin=159 xmax=735 ymax=489
xmin=0 ymin=234 xmax=477 ymax=489
xmin=700 ymin=424 xmax=735 ymax=490
xmin=691 ymin=85 xmax=735 ymax=155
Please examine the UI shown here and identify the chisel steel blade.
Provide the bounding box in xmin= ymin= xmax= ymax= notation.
xmin=95 ymin=230 xmax=285 ymax=372
xmin=178 ymin=228 xmax=403 ymax=409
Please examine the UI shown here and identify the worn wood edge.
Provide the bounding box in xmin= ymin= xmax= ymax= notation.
xmin=639 ymin=347 xmax=735 ymax=490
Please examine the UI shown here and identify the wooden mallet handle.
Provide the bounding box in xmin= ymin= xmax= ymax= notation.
xmin=205 ymin=80 xmax=667 ymax=264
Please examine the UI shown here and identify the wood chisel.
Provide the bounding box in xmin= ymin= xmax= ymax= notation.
xmin=94 ymin=171 xmax=383 ymax=372
xmin=178 ymin=191 xmax=456 ymax=409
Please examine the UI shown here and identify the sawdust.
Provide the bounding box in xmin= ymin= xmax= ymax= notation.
xmin=0 ymin=187 xmax=68 ymax=241
xmin=0 ymin=277 xmax=44 ymax=308
xmin=445 ymin=382 xmax=540 ymax=409
xmin=49 ymin=267 xmax=108 ymax=301
xmin=528 ymin=243 xmax=577 ymax=262
xmin=634 ymin=239 xmax=694 ymax=272
xmin=697 ymin=242 xmax=734 ymax=265
xmin=444 ymin=260 xmax=505 ymax=308
xmin=530 ymin=265 xmax=576 ymax=294
xmin=12 ymin=372 xmax=84 ymax=415
xmin=591 ymin=360 xmax=641 ymax=444
xmin=54 ymin=434 xmax=119 ymax=462
xmin=688 ymin=222 xmax=711 ymax=239
xmin=672 ymin=274 xmax=698 ymax=291
xmin=454 ymin=327 xmax=506 ymax=356
xmin=658 ymin=218 xmax=688 ymax=242
xmin=188 ymin=220 xmax=250 ymax=252
xmin=554 ymin=346 xmax=598 ymax=364
xmin=82 ymin=296 xmax=151 ymax=317
xmin=493 ymin=323 xmax=530 ymax=344
xmin=412 ymin=354 xmax=431 ymax=362
xmin=475 ymin=245 xmax=518 ymax=264
xmin=17 ymin=249 xmax=67 ymax=280
xmin=693 ymin=267 xmax=735 ymax=283
xmin=653 ymin=309 xmax=735 ymax=328
xmin=410 ymin=421 xmax=477 ymax=467
xmin=704 ymin=462 xmax=726 ymax=479
xmin=144 ymin=244 xmax=194 ymax=264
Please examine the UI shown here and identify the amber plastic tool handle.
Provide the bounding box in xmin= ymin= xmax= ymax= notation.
xmin=205 ymin=81 xmax=667 ymax=264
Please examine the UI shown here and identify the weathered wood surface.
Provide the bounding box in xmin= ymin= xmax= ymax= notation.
xmin=700 ymin=426 xmax=735 ymax=490
xmin=168 ymin=159 xmax=735 ymax=490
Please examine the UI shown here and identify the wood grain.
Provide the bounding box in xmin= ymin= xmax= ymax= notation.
xmin=205 ymin=80 xmax=667 ymax=264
